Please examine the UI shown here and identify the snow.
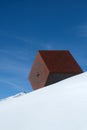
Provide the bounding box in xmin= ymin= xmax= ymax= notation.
xmin=0 ymin=92 xmax=26 ymax=102
xmin=0 ymin=72 xmax=87 ymax=130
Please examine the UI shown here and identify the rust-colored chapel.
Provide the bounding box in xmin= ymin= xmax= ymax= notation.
xmin=29 ymin=50 xmax=83 ymax=90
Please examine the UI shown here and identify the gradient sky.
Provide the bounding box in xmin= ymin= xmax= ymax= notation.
xmin=0 ymin=0 xmax=87 ymax=99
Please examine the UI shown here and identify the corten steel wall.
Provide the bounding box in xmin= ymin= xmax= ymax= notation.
xmin=46 ymin=73 xmax=79 ymax=86
xmin=39 ymin=50 xmax=83 ymax=73
xmin=29 ymin=50 xmax=83 ymax=90
xmin=29 ymin=52 xmax=49 ymax=90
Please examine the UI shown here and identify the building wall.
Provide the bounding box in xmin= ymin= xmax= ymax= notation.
xmin=45 ymin=73 xmax=78 ymax=86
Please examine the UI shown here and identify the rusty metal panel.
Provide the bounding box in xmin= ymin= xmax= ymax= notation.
xmin=39 ymin=50 xmax=83 ymax=73
xmin=45 ymin=73 xmax=79 ymax=86
xmin=29 ymin=50 xmax=83 ymax=90
xmin=29 ymin=52 xmax=49 ymax=90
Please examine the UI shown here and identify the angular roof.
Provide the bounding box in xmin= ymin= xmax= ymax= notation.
xmin=39 ymin=50 xmax=83 ymax=73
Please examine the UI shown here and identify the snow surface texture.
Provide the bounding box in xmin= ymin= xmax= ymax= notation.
xmin=0 ymin=72 xmax=87 ymax=130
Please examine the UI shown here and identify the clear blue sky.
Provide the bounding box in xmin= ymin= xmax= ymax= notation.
xmin=0 ymin=0 xmax=87 ymax=99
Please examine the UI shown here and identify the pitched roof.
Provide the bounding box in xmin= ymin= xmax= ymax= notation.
xmin=39 ymin=50 xmax=83 ymax=73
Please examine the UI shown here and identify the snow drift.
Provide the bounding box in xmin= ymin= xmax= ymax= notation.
xmin=0 ymin=72 xmax=87 ymax=130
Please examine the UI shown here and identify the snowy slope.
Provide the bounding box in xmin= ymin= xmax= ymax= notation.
xmin=0 ymin=72 xmax=87 ymax=130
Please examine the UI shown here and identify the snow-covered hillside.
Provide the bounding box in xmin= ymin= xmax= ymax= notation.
xmin=0 ymin=72 xmax=87 ymax=130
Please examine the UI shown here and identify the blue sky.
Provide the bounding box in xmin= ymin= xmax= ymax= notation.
xmin=0 ymin=0 xmax=87 ymax=99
